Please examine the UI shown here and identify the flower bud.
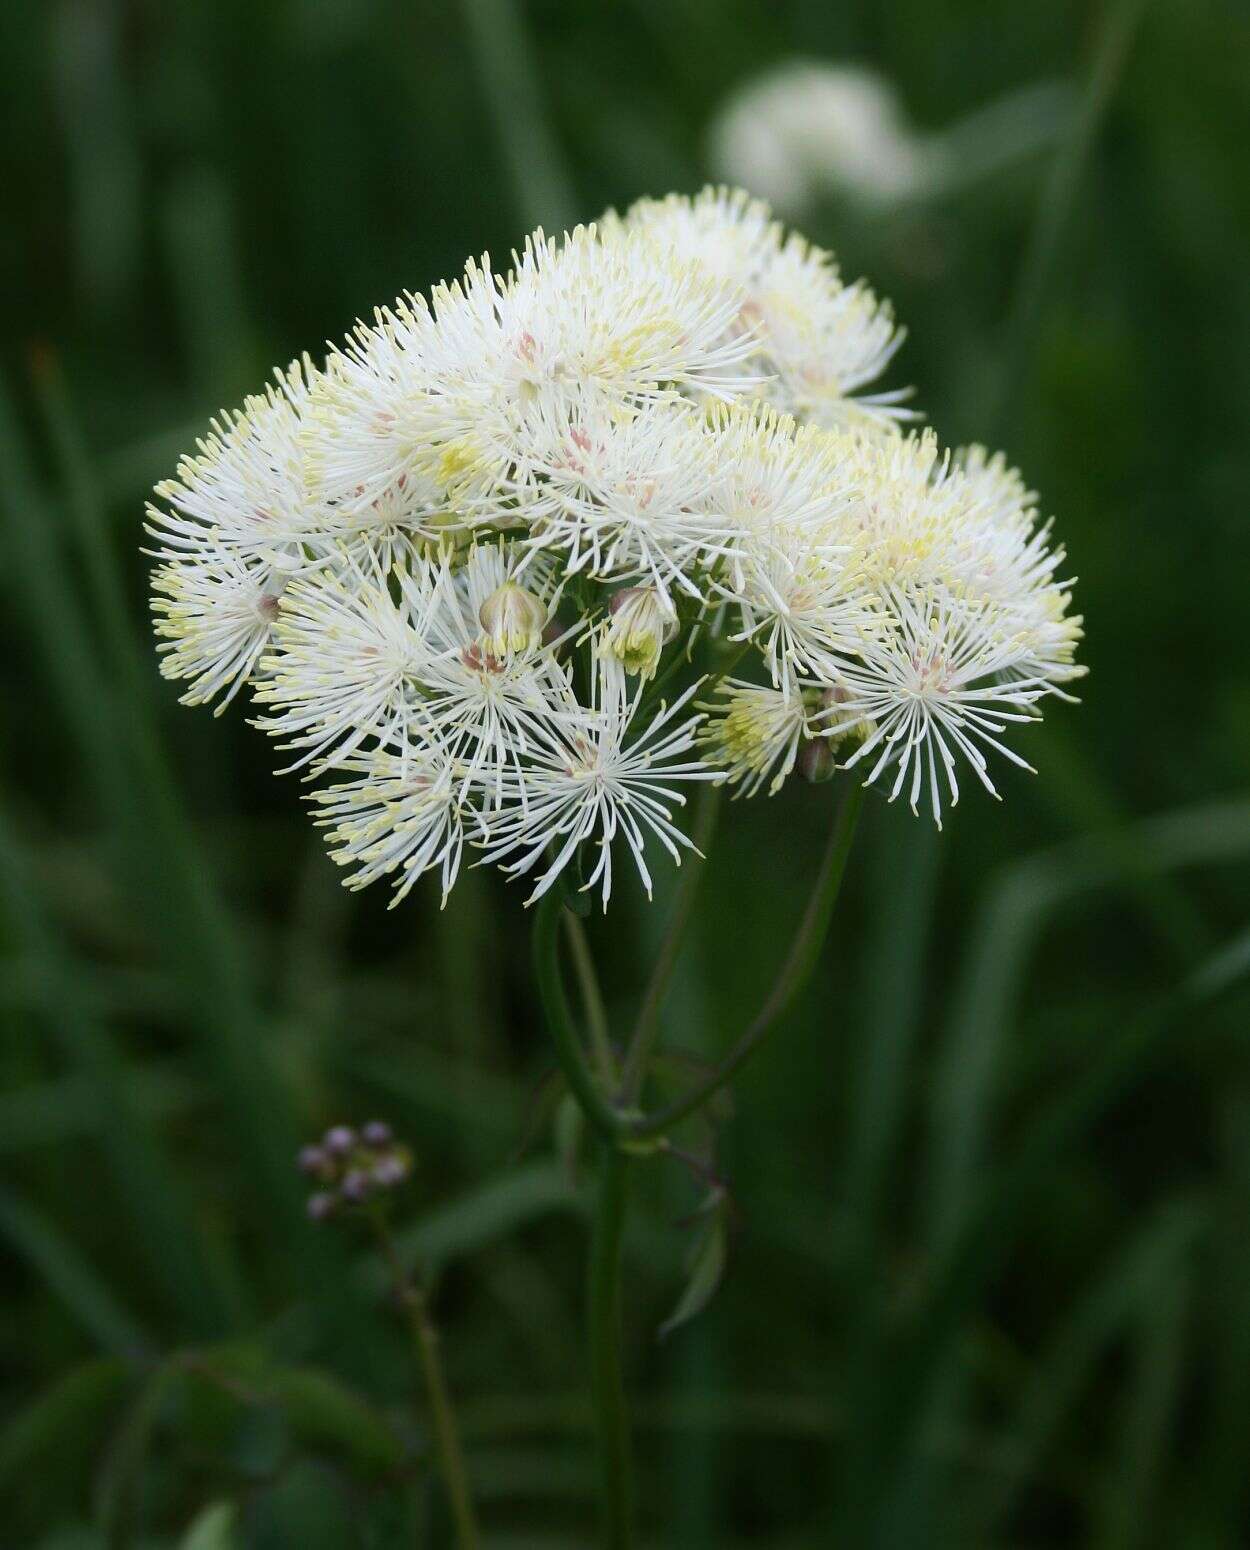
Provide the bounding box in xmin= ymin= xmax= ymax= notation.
xmin=604 ymin=588 xmax=678 ymax=680
xmin=797 ymin=736 xmax=837 ymax=784
xmin=815 ymin=683 xmax=871 ymax=749
xmin=298 ymin=1144 xmax=335 ymax=1181
xmin=372 ymin=1153 xmax=411 ymax=1189
xmin=307 ymin=1191 xmax=338 ymax=1222
xmin=323 ymin=1125 xmax=356 ymax=1156
xmin=361 ymin=1120 xmax=393 ymax=1148
xmin=478 ymin=581 xmax=547 ymax=657
xmin=340 ymin=1169 xmax=373 ymax=1204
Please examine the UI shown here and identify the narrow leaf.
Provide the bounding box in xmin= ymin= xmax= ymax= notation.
xmin=659 ymin=1191 xmax=729 ymax=1340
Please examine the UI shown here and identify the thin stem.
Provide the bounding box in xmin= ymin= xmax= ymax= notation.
xmin=373 ymin=1218 xmax=480 ymax=1550
xmin=588 ymin=1143 xmax=634 ymax=1548
xmin=564 ymin=912 xmax=617 ymax=1085
xmin=631 ymin=782 xmax=865 ymax=1139
xmin=620 ymin=783 xmax=723 ymax=1103
xmin=533 ymin=890 xmax=627 ymax=1142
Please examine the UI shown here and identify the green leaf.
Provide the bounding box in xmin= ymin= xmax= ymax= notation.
xmin=178 ymin=1501 xmax=238 ymax=1550
xmin=0 ymin=1359 xmax=132 ymax=1538
xmin=175 ymin=1347 xmax=407 ymax=1483
xmin=266 ymin=1367 xmax=406 ymax=1481
xmin=0 ymin=1186 xmax=148 ymax=1356
xmin=96 ymin=1362 xmax=184 ymax=1547
xmin=389 ymin=1161 xmax=579 ymax=1277
xmin=659 ymin=1190 xmax=730 ymax=1341
xmin=247 ymin=1460 xmax=355 ymax=1550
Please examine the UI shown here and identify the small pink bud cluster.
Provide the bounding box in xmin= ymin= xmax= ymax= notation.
xmin=299 ymin=1120 xmax=413 ymax=1220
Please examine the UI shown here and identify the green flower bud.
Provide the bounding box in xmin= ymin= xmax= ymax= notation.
xmin=604 ymin=588 xmax=678 ymax=680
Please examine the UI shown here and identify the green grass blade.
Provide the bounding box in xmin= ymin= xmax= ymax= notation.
xmin=862 ymin=918 xmax=1250 ymax=1530
xmin=0 ymin=1357 xmax=134 ymax=1539
xmin=457 ymin=0 xmax=578 ymax=231
xmin=926 ymin=798 xmax=1250 ymax=1259
xmin=0 ymin=1186 xmax=148 ymax=1356
xmin=0 ymin=1059 xmax=197 ymax=1155
xmin=0 ymin=809 xmax=232 ymax=1336
xmin=841 ymin=816 xmax=941 ymax=1251
xmin=387 ymin=1161 xmax=579 ymax=1279
xmin=984 ymin=1195 xmax=1207 ymax=1534
xmin=1092 ymin=1250 xmax=1192 ymax=1550
xmin=0 ymin=367 xmax=312 ymax=1264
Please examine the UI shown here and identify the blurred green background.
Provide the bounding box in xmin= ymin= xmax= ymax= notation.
xmin=3 ymin=0 xmax=1249 ymax=1545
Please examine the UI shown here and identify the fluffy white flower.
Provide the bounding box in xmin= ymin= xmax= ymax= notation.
xmin=393 ymin=545 xmax=585 ymax=808
xmin=253 ymin=550 xmax=431 ymax=771
xmin=819 ymin=586 xmax=1054 ymax=825
xmin=506 ymin=396 xmax=734 ymax=600
xmin=310 ymin=743 xmax=471 ymax=907
xmin=151 ymin=550 xmax=296 ymax=712
xmin=302 ymin=223 xmax=758 ymax=519
xmin=479 ymin=653 xmax=717 ymax=908
xmin=145 ymin=358 xmax=319 ymax=570
xmin=706 ymin=407 xmax=866 ymax=683
xmin=623 ymin=187 xmax=910 ymax=431
xmin=149 ymin=185 xmax=1084 ymax=907
xmin=699 ymin=678 xmax=811 ymax=797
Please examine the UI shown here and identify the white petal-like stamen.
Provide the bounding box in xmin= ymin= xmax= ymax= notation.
xmin=479 ymin=652 xmax=720 ymax=908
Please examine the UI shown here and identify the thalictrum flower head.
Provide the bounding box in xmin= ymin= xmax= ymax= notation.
xmin=149 ymin=186 xmax=1083 ymax=900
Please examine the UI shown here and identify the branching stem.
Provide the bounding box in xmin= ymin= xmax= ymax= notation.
xmin=630 ymin=782 xmax=866 ymax=1138
xmin=620 ymin=782 xmax=723 ymax=1102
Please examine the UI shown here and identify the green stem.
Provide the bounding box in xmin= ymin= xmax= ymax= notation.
xmin=631 ymin=782 xmax=865 ymax=1139
xmin=589 ymin=1143 xmax=634 ymax=1548
xmin=620 ymin=783 xmax=723 ymax=1103
xmin=533 ymin=894 xmax=635 ymax=1543
xmin=564 ymin=912 xmax=617 ymax=1085
xmin=374 ymin=1219 xmax=480 ymax=1550
xmin=533 ymin=890 xmax=627 ymax=1143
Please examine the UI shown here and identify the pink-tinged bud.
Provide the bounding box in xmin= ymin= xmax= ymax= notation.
xmin=298 ymin=1144 xmax=335 ymax=1181
xmin=478 ymin=580 xmax=547 ymax=657
xmin=323 ymin=1125 xmax=356 ymax=1156
xmin=797 ymin=737 xmax=837 ymax=784
xmin=340 ymin=1169 xmax=373 ymax=1204
xmin=307 ymin=1191 xmax=338 ymax=1222
xmin=816 ymin=683 xmax=871 ymax=749
xmin=361 ymin=1120 xmax=393 ymax=1148
xmin=372 ymin=1154 xmax=410 ymax=1189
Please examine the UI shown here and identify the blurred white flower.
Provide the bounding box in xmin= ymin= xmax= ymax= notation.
xmin=709 ymin=64 xmax=933 ymax=213
xmin=708 ymin=61 xmax=1074 ymax=218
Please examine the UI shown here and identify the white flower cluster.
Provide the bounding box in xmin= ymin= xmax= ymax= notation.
xmin=148 ymin=186 xmax=1083 ymax=909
